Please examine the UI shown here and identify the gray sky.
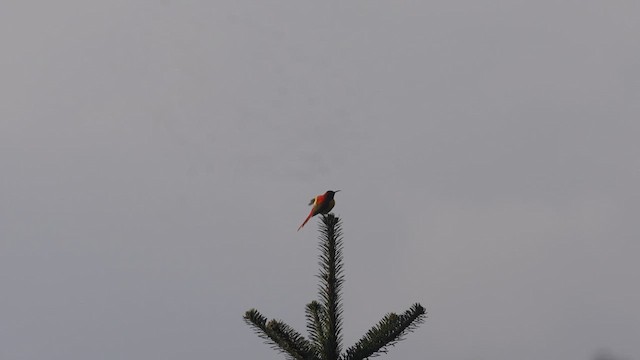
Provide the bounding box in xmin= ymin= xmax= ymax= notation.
xmin=2 ymin=1 xmax=639 ymax=360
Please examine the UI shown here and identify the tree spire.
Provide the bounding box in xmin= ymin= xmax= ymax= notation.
xmin=244 ymin=214 xmax=426 ymax=360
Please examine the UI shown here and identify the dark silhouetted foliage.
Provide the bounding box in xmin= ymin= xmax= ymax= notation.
xmin=244 ymin=214 xmax=426 ymax=360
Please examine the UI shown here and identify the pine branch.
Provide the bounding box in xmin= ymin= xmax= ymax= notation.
xmin=343 ymin=303 xmax=427 ymax=360
xmin=305 ymin=301 xmax=326 ymax=350
xmin=244 ymin=309 xmax=280 ymax=351
xmin=317 ymin=214 xmax=344 ymax=360
xmin=244 ymin=213 xmax=428 ymax=360
xmin=267 ymin=319 xmax=317 ymax=360
xmin=244 ymin=309 xmax=317 ymax=360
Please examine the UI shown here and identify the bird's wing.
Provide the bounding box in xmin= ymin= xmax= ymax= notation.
xmin=308 ymin=195 xmax=320 ymax=206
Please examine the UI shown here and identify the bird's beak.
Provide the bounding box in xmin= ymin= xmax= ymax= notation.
xmin=335 ymin=190 xmax=341 ymax=192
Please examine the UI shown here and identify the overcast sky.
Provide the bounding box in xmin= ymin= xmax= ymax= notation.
xmin=2 ymin=1 xmax=639 ymax=360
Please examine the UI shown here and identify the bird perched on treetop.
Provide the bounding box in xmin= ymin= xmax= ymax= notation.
xmin=297 ymin=190 xmax=340 ymax=231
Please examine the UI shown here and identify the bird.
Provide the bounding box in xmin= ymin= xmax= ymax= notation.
xmin=297 ymin=190 xmax=340 ymax=231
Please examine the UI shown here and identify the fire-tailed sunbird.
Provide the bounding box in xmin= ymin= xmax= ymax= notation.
xmin=297 ymin=190 xmax=340 ymax=231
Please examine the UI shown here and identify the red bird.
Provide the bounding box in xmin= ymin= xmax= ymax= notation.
xmin=297 ymin=190 xmax=340 ymax=231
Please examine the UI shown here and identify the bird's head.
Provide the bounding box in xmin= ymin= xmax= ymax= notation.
xmin=325 ymin=190 xmax=340 ymax=199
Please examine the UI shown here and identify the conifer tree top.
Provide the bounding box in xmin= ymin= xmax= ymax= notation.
xmin=244 ymin=214 xmax=426 ymax=360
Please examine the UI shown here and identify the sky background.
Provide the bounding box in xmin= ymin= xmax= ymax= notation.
xmin=2 ymin=1 xmax=639 ymax=360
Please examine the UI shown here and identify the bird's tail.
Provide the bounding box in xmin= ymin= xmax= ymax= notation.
xmin=297 ymin=212 xmax=313 ymax=231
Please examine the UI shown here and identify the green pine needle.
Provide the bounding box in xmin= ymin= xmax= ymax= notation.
xmin=244 ymin=214 xmax=426 ymax=360
xmin=244 ymin=309 xmax=316 ymax=360
xmin=343 ymin=303 xmax=427 ymax=360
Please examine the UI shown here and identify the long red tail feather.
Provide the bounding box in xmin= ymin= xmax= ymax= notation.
xmin=297 ymin=210 xmax=314 ymax=231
